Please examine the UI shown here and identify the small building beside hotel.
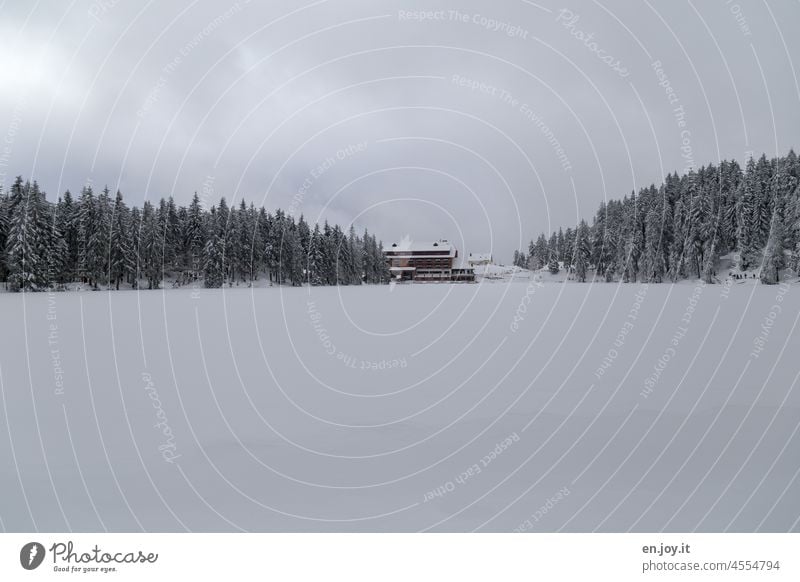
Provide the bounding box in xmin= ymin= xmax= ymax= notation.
xmin=384 ymin=239 xmax=475 ymax=282
xmin=467 ymin=253 xmax=493 ymax=267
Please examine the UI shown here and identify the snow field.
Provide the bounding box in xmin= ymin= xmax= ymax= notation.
xmin=0 ymin=280 xmax=798 ymax=531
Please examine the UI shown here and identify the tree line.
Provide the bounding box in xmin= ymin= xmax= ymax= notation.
xmin=0 ymin=176 xmax=391 ymax=291
xmin=514 ymin=151 xmax=800 ymax=285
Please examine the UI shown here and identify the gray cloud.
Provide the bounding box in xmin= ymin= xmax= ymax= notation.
xmin=2 ymin=0 xmax=799 ymax=261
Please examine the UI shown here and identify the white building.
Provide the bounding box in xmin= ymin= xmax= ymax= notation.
xmin=467 ymin=253 xmax=493 ymax=267
xmin=384 ymin=239 xmax=475 ymax=282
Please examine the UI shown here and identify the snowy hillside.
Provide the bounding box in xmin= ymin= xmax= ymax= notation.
xmin=472 ymin=263 xmax=533 ymax=282
xmin=1 ymin=282 xmax=798 ymax=532
xmin=476 ymin=254 xmax=800 ymax=287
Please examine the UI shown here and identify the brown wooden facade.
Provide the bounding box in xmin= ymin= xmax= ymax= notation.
xmin=384 ymin=241 xmax=475 ymax=282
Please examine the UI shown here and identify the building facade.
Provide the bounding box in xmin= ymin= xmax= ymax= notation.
xmin=384 ymin=239 xmax=475 ymax=282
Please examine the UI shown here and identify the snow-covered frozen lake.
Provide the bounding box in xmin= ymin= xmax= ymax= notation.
xmin=1 ymin=280 xmax=799 ymax=532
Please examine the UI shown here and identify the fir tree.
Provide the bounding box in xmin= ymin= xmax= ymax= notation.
xmin=307 ymin=224 xmax=324 ymax=285
xmin=77 ymin=185 xmax=98 ymax=286
xmin=6 ymin=179 xmax=51 ymax=291
xmin=0 ymin=186 xmax=9 ymax=284
xmin=761 ymin=215 xmax=785 ymax=284
xmin=203 ymin=232 xmax=225 ymax=288
xmin=109 ymin=191 xmax=130 ymax=290
xmin=574 ymin=220 xmax=590 ymax=282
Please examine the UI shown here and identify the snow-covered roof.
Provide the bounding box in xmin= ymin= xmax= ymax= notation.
xmin=386 ymin=238 xmax=456 ymax=256
xmin=391 ymin=239 xmax=452 ymax=252
xmin=468 ymin=253 xmax=492 ymax=262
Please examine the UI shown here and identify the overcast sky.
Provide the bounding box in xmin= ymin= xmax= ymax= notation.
xmin=1 ymin=0 xmax=799 ymax=261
